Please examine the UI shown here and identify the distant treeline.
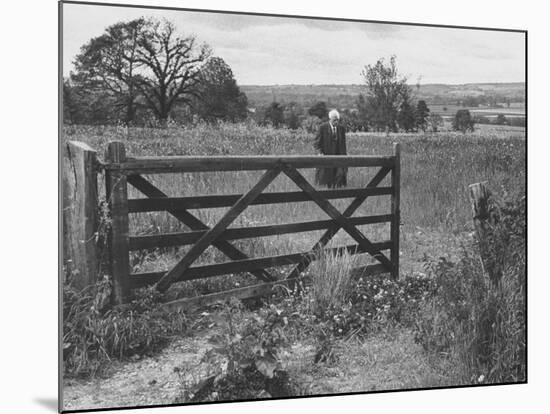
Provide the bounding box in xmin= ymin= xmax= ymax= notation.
xmin=63 ymin=17 xmax=524 ymax=134
xmin=240 ymin=83 xmax=525 ymax=112
xmin=472 ymin=114 xmax=526 ymax=128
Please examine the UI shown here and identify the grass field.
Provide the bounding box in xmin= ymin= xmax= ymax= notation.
xmin=64 ymin=122 xmax=525 ymax=226
xmin=62 ymin=121 xmax=526 ymax=408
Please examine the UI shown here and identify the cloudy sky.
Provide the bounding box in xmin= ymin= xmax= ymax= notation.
xmin=62 ymin=2 xmax=525 ymax=85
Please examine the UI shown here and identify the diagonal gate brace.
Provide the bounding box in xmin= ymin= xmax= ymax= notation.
xmin=154 ymin=166 xmax=282 ymax=292
xmin=127 ymin=175 xmax=276 ymax=284
xmin=285 ymin=166 xmax=393 ymax=280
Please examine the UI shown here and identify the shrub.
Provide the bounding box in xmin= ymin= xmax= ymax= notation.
xmin=452 ymin=109 xmax=475 ymax=133
xmin=414 ymin=194 xmax=526 ymax=383
xmin=63 ymin=278 xmax=187 ymax=377
xmin=175 ymin=299 xmax=298 ymax=402
xmin=494 ymin=114 xmax=508 ymax=125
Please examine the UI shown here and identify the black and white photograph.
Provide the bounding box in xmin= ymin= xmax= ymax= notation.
xmin=59 ymin=1 xmax=527 ymax=412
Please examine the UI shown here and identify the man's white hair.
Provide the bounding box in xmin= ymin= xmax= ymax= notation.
xmin=328 ymin=109 xmax=340 ymax=120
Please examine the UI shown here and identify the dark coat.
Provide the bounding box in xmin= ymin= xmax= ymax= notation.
xmin=313 ymin=122 xmax=347 ymax=188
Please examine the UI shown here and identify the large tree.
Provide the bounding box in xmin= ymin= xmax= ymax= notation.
xmin=70 ymin=17 xmax=211 ymax=126
xmin=72 ymin=18 xmax=147 ymax=125
xmin=360 ymin=56 xmax=411 ymax=133
xmin=194 ymin=57 xmax=248 ymax=123
xmin=133 ymin=18 xmax=211 ymax=125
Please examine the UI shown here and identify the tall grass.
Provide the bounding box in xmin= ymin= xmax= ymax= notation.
xmin=63 ymin=122 xmax=525 ymax=232
xmin=308 ymin=249 xmax=358 ymax=314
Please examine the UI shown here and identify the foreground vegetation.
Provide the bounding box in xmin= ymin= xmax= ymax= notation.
xmin=63 ymin=122 xmax=525 ymax=407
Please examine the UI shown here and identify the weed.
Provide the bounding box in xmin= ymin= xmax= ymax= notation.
xmin=63 ymin=278 xmax=187 ymax=377
xmin=174 ymin=299 xmax=298 ymax=402
xmin=309 ymin=248 xmax=358 ymax=314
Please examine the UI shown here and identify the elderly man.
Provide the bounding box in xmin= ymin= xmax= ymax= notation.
xmin=313 ymin=109 xmax=348 ymax=188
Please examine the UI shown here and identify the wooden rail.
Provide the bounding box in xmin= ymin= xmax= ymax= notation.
xmin=99 ymin=141 xmax=401 ymax=307
xmin=127 ymin=187 xmax=393 ymax=212
xmin=104 ymin=155 xmax=395 ymax=174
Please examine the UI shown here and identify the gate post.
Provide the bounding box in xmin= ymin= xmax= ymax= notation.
xmin=390 ymin=143 xmax=401 ymax=280
xmin=105 ymin=141 xmax=130 ymax=304
xmin=468 ymin=182 xmax=502 ymax=286
xmin=63 ymin=141 xmax=100 ymax=290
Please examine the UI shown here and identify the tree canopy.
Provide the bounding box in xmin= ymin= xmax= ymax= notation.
xmin=194 ymin=57 xmax=248 ymax=123
xmin=69 ymin=17 xmax=212 ymax=126
xmin=72 ymin=18 xmax=147 ymax=124
xmin=133 ymin=18 xmax=211 ymax=124
xmin=360 ymin=56 xmax=411 ymax=133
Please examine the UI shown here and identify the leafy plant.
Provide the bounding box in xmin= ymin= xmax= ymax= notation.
xmin=63 ymin=278 xmax=187 ymax=377
xmin=177 ymin=299 xmax=297 ymax=402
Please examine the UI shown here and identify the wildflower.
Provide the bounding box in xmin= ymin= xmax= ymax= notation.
xmin=477 ymin=374 xmax=485 ymax=383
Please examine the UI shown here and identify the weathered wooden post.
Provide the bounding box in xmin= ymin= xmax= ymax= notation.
xmin=390 ymin=143 xmax=401 ymax=280
xmin=105 ymin=141 xmax=131 ymax=304
xmin=468 ymin=181 xmax=501 ymax=286
xmin=62 ymin=141 xmax=100 ymax=290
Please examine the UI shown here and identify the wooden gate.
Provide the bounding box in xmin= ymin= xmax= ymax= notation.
xmin=103 ymin=141 xmax=401 ymax=308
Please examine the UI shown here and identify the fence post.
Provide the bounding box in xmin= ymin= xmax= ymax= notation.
xmin=105 ymin=141 xmax=130 ymax=304
xmin=390 ymin=143 xmax=401 ymax=280
xmin=63 ymin=141 xmax=100 ymax=290
xmin=468 ymin=182 xmax=502 ymax=286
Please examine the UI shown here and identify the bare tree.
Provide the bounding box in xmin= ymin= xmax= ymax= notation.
xmin=134 ymin=19 xmax=211 ymax=125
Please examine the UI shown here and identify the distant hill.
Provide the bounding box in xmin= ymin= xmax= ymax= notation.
xmin=240 ymin=83 xmax=525 ymax=110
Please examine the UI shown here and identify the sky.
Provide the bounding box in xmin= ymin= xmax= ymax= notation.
xmin=62 ymin=2 xmax=526 ymax=85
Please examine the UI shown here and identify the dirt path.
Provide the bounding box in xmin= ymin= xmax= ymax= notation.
xmin=62 ymin=331 xmax=212 ymax=411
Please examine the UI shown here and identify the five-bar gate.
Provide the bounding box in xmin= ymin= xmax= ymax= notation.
xmin=103 ymin=141 xmax=401 ymax=308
